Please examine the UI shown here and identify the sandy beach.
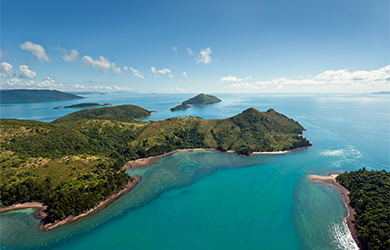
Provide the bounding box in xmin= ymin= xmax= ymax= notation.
xmin=0 ymin=202 xmax=47 ymax=214
xmin=122 ymin=145 xmax=312 ymax=170
xmin=309 ymin=174 xmax=361 ymax=249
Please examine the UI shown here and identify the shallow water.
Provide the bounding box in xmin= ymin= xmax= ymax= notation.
xmin=1 ymin=93 xmax=389 ymax=250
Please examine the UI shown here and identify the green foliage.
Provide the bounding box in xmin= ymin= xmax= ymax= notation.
xmin=171 ymin=93 xmax=221 ymax=111
xmin=53 ymin=103 xmax=112 ymax=109
xmin=52 ymin=105 xmax=151 ymax=123
xmin=337 ymin=169 xmax=390 ymax=250
xmin=0 ymin=89 xmax=83 ymax=103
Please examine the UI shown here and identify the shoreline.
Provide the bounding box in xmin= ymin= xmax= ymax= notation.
xmin=309 ymin=174 xmax=361 ymax=249
xmin=41 ymin=175 xmax=141 ymax=231
xmin=0 ymin=202 xmax=48 ymax=218
xmin=122 ymin=145 xmax=312 ymax=170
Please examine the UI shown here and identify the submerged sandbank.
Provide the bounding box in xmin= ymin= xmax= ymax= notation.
xmin=123 ymin=145 xmax=312 ymax=170
xmin=309 ymin=174 xmax=361 ymax=249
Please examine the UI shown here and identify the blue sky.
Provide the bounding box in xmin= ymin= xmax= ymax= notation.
xmin=1 ymin=0 xmax=389 ymax=93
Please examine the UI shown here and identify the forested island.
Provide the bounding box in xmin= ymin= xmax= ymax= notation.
xmin=170 ymin=93 xmax=221 ymax=111
xmin=0 ymin=89 xmax=83 ymax=103
xmin=53 ymin=103 xmax=113 ymax=109
xmin=0 ymin=105 xmax=309 ymax=229
xmin=337 ymin=169 xmax=390 ymax=250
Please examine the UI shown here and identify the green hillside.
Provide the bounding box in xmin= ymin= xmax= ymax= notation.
xmin=171 ymin=93 xmax=221 ymax=111
xmin=0 ymin=89 xmax=83 ymax=103
xmin=337 ymin=170 xmax=390 ymax=250
xmin=0 ymin=106 xmax=309 ymax=224
xmin=52 ymin=105 xmax=151 ymax=124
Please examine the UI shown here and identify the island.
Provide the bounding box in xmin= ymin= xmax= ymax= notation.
xmin=371 ymin=91 xmax=390 ymax=95
xmin=170 ymin=93 xmax=221 ymax=111
xmin=0 ymin=89 xmax=84 ymax=103
xmin=53 ymin=103 xmax=113 ymax=109
xmin=310 ymin=170 xmax=389 ymax=250
xmin=0 ymin=105 xmax=310 ymax=230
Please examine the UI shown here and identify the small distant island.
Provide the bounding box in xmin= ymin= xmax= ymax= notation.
xmin=0 ymin=89 xmax=84 ymax=103
xmin=371 ymin=91 xmax=390 ymax=95
xmin=53 ymin=103 xmax=113 ymax=109
xmin=171 ymin=93 xmax=221 ymax=111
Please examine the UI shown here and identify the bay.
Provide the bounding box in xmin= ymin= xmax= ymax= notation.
xmin=1 ymin=93 xmax=389 ymax=250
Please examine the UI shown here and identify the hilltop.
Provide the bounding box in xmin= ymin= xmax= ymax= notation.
xmin=0 ymin=89 xmax=83 ymax=103
xmin=0 ymin=105 xmax=309 ymax=226
xmin=171 ymin=93 xmax=221 ymax=111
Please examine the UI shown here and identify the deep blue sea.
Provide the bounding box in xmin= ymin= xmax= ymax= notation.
xmin=1 ymin=93 xmax=389 ymax=250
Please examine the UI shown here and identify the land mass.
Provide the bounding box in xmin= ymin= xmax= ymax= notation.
xmin=0 ymin=89 xmax=84 ymax=103
xmin=371 ymin=91 xmax=390 ymax=95
xmin=0 ymin=105 xmax=309 ymax=229
xmin=170 ymin=93 xmax=221 ymax=111
xmin=53 ymin=103 xmax=113 ymax=109
xmin=310 ymin=170 xmax=390 ymax=250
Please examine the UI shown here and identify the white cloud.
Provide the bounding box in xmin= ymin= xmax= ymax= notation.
xmin=183 ymin=72 xmax=188 ymax=78
xmin=225 ymin=82 xmax=260 ymax=90
xmin=62 ymin=49 xmax=79 ymax=62
xmin=1 ymin=78 xmax=133 ymax=92
xmin=196 ymin=47 xmax=212 ymax=64
xmin=186 ymin=48 xmax=194 ymax=56
xmin=20 ymin=41 xmax=50 ymax=62
xmin=223 ymin=65 xmax=390 ymax=92
xmin=19 ymin=65 xmax=37 ymax=79
xmin=172 ymin=46 xmax=178 ymax=53
xmin=171 ymin=86 xmax=184 ymax=92
xmin=123 ymin=66 xmax=128 ymax=71
xmin=130 ymin=67 xmax=145 ymax=79
xmin=0 ymin=62 xmax=14 ymax=77
xmin=1 ymin=78 xmax=63 ymax=89
xmin=220 ymin=76 xmax=243 ymax=82
xmin=44 ymin=76 xmax=54 ymax=81
xmin=154 ymin=74 xmax=159 ymax=78
xmin=82 ymin=55 xmax=121 ymax=74
xmin=315 ymin=65 xmax=390 ymax=82
xmin=245 ymin=76 xmax=252 ymax=81
xmin=151 ymin=67 xmax=171 ymax=75
xmin=169 ymin=74 xmax=174 ymax=78
xmin=0 ymin=48 xmax=9 ymax=58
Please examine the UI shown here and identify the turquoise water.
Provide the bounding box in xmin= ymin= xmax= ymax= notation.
xmin=1 ymin=93 xmax=389 ymax=250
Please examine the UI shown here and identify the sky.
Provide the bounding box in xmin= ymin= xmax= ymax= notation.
xmin=0 ymin=0 xmax=389 ymax=93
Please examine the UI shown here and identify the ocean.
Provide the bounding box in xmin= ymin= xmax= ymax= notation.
xmin=1 ymin=93 xmax=389 ymax=250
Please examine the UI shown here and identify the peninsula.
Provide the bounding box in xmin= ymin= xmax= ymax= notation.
xmin=0 ymin=89 xmax=84 ymax=103
xmin=170 ymin=93 xmax=221 ymax=111
xmin=310 ymin=170 xmax=390 ymax=250
xmin=53 ymin=103 xmax=113 ymax=109
xmin=0 ymin=105 xmax=310 ymax=230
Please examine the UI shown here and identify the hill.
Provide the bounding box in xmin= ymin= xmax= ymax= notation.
xmin=53 ymin=103 xmax=113 ymax=109
xmin=0 ymin=89 xmax=83 ymax=103
xmin=336 ymin=170 xmax=390 ymax=250
xmin=52 ymin=104 xmax=151 ymax=123
xmin=0 ymin=106 xmax=309 ymax=225
xmin=171 ymin=93 xmax=221 ymax=111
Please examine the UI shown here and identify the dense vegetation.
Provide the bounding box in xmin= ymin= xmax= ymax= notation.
xmin=0 ymin=89 xmax=83 ymax=103
xmin=171 ymin=93 xmax=221 ymax=111
xmin=337 ymin=169 xmax=390 ymax=250
xmin=52 ymin=104 xmax=151 ymax=123
xmin=53 ymin=103 xmax=112 ymax=109
xmin=0 ymin=106 xmax=309 ymax=224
